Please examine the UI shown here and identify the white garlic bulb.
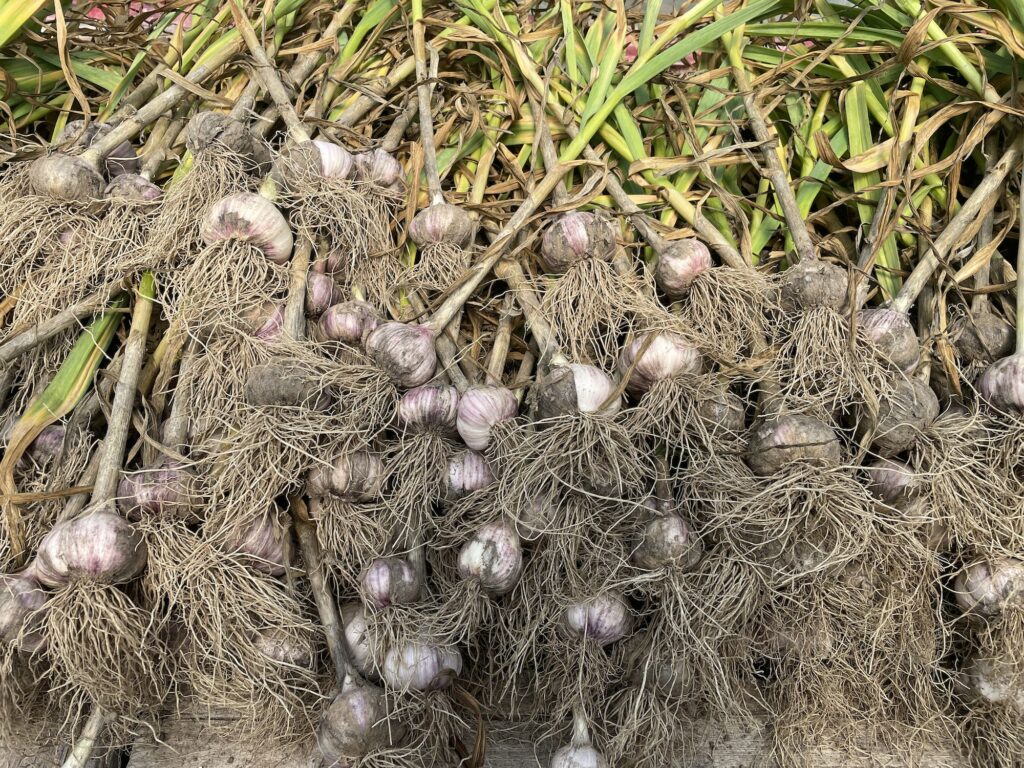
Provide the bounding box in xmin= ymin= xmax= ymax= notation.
xmin=225 ymin=513 xmax=290 ymax=576
xmin=320 ymin=300 xmax=380 ymax=345
xmin=865 ymin=458 xmax=916 ymax=505
xmin=317 ymin=676 xmax=391 ymax=765
xmin=562 ymin=592 xmax=632 ymax=646
xmin=340 ymin=602 xmax=377 ymax=679
xmin=458 ymin=521 xmax=523 ymax=595
xmin=365 ymin=322 xmax=437 ymax=388
xmin=306 ymin=451 xmax=384 ymax=502
xmin=201 ymin=192 xmax=293 ymax=263
xmin=978 ymin=354 xmax=1024 ymax=413
xmin=655 ymin=239 xmax=712 ymax=299
xmin=536 ymin=364 xmax=620 ymax=419
xmin=963 ymin=655 xmax=1024 ymax=711
xmin=0 ymin=572 xmax=48 ymax=651
xmin=255 ymin=627 xmax=314 ymax=668
xmin=382 ymin=642 xmax=462 ymax=691
xmin=32 ymin=510 xmax=147 ymax=587
xmin=632 ymin=515 xmax=702 ymax=571
xmin=361 ymin=557 xmax=421 ymax=608
xmin=550 ymin=711 xmax=608 ymax=768
xmin=456 ymin=385 xmax=518 ymax=450
xmin=446 ymin=450 xmax=496 ymax=498
xmin=540 ymin=211 xmax=617 ymax=272
xmin=954 ymin=558 xmax=1024 ymax=618
xmin=617 ymin=332 xmax=702 ymax=396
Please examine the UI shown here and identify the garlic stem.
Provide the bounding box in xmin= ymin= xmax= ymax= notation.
xmin=381 ymin=97 xmax=418 ymax=153
xmin=972 ymin=208 xmax=995 ymax=314
xmin=284 ymin=238 xmax=313 ymax=340
xmin=413 ymin=12 xmax=444 ymax=205
xmin=493 ymin=259 xmax=566 ymax=366
xmin=406 ymin=293 xmax=468 ymax=390
xmin=1016 ymin=162 xmax=1024 ymax=354
xmin=485 ymin=295 xmax=515 ymax=386
xmin=532 ymin=97 xmax=568 ymax=208
xmin=891 ymin=141 xmax=1021 ymax=315
xmin=61 ymin=707 xmax=110 ymax=768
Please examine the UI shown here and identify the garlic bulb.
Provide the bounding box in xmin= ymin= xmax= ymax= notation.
xmin=105 ymin=173 xmax=162 ymax=202
xmin=312 ymin=140 xmax=356 ymax=179
xmin=201 ymin=192 xmax=294 ymax=263
xmin=306 ymin=272 xmax=343 ymax=317
xmin=245 ymin=301 xmax=285 ymax=342
xmin=29 ymin=153 xmax=105 ymax=202
xmin=536 ymin=364 xmax=621 ymax=419
xmin=954 ymin=558 xmax=1024 ymax=618
xmin=185 ymin=111 xmax=270 ymax=172
xmin=456 ymin=385 xmax=518 ymax=450
xmin=963 ymin=655 xmax=1024 ymax=711
xmin=697 ymin=389 xmax=747 ymax=435
xmin=409 ymin=203 xmax=475 ymax=247
xmin=540 ymin=211 xmax=617 ymax=272
xmin=56 ymin=119 xmax=139 ymax=177
xmin=617 ymin=333 xmax=702 ymax=396
xmin=745 ymin=414 xmax=842 ymax=476
xmin=516 ymin=493 xmax=557 ymax=542
xmin=857 ymin=308 xmax=919 ymax=371
xmin=225 ymin=513 xmax=289 ymax=575
xmin=863 ymin=378 xmax=939 ymax=456
xmin=446 ymin=450 xmax=496 ymax=498
xmin=956 ymin=311 xmax=1014 ymax=366
xmin=340 ymin=602 xmax=377 ymax=679
xmin=397 ymin=385 xmax=460 ymax=431
xmin=1 ymin=572 xmax=48 ymax=651
xmin=632 ymin=515 xmax=703 ymax=571
xmin=655 ymin=239 xmax=712 ymax=299
xmin=365 ymin=322 xmax=437 ymax=388
xmin=306 ymin=451 xmax=384 ymax=502
xmin=33 ymin=510 xmax=147 ymax=587
xmin=563 ymin=592 xmax=632 ymax=646
xmin=317 ymin=677 xmax=391 ymax=765
xmin=458 ymin=521 xmax=523 ymax=595
xmin=320 ymin=301 xmax=380 ymax=345
xmin=117 ymin=459 xmax=199 ymax=522
xmin=382 ymin=642 xmax=462 ymax=691
xmin=978 ymin=354 xmax=1024 ymax=413
xmin=550 ymin=712 xmax=608 ymax=768
xmin=355 ymin=149 xmax=403 ymax=188
xmin=779 ymin=259 xmax=848 ymax=312
xmin=865 ymin=458 xmax=916 ymax=505
xmin=255 ymin=627 xmax=314 ymax=668
xmin=361 ymin=557 xmax=421 ymax=608
xmin=629 ymin=653 xmax=693 ymax=698
xmin=244 ymin=362 xmax=329 ymax=410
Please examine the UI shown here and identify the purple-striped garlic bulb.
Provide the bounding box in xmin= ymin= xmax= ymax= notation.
xmin=865 ymin=458 xmax=916 ymax=505
xmin=633 ymin=515 xmax=702 ymax=571
xmin=617 ymin=332 xmax=702 ymax=396
xmin=317 ymin=676 xmax=392 ymax=765
xmin=954 ymin=558 xmax=1024 ymax=618
xmin=306 ymin=272 xmax=344 ymax=317
xmin=320 ymin=301 xmax=380 ymax=345
xmin=655 ymin=239 xmax=712 ymax=299
xmin=281 ymin=139 xmax=356 ymax=182
xmin=456 ymin=385 xmax=518 ymax=450
xmin=306 ymin=451 xmax=384 ymax=502
xmin=563 ymin=592 xmax=632 ymax=646
xmin=105 ymin=173 xmax=162 ymax=202
xmin=857 ymin=307 xmax=919 ymax=371
xmin=409 ymin=203 xmax=475 ymax=248
xmin=1 ymin=572 xmax=48 ymax=651
xmin=201 ymin=192 xmax=293 ymax=263
xmin=225 ymin=513 xmax=290 ymax=575
xmin=117 ymin=459 xmax=199 ymax=522
xmin=32 ymin=511 xmax=147 ymax=587
xmin=540 ymin=212 xmax=617 ymax=273
xmin=361 ymin=557 xmax=421 ymax=608
xmin=355 ymin=149 xmax=404 ymax=191
xmin=446 ymin=450 xmax=496 ymax=498
xmin=458 ymin=521 xmax=523 ymax=595
xmin=382 ymin=642 xmax=462 ymax=691
xmin=536 ymin=364 xmax=621 ymax=419
xmin=244 ymin=301 xmax=285 ymax=342
xmin=340 ymin=602 xmax=377 ymax=679
xmin=365 ymin=322 xmax=437 ymax=388
xmin=745 ymin=414 xmax=842 ymax=476
xmin=978 ymin=354 xmax=1024 ymax=413
xmin=397 ymin=384 xmax=460 ymax=431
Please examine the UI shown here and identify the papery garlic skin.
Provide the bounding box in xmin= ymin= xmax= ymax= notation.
xmin=456 ymin=386 xmax=518 ymax=450
xmin=550 ymin=744 xmax=608 ymax=768
xmin=313 ymin=140 xmax=356 ymax=179
xmin=0 ymin=572 xmax=48 ymax=651
xmin=633 ymin=515 xmax=703 ymax=571
xmin=536 ymin=364 xmax=621 ymax=419
xmin=307 ymin=451 xmax=384 ymax=502
xmin=865 ymin=458 xmax=916 ymax=505
xmin=105 ymin=173 xmax=162 ymax=202
xmin=963 ymin=656 xmax=1024 ymax=711
xmin=857 ymin=308 xmax=920 ymax=371
xmin=32 ymin=511 xmax=147 ymax=587
xmin=317 ymin=678 xmax=391 ymax=765
xmin=117 ymin=459 xmax=199 ymax=522
xmin=745 ymin=414 xmax=842 ymax=476
xmin=201 ymin=192 xmax=294 ymax=263
xmin=409 ymin=203 xmax=475 ymax=247
xmin=954 ymin=558 xmax=1024 ymax=618
xmin=540 ymin=212 xmax=617 ymax=272
xmin=355 ymin=149 xmax=404 ymax=188
xmin=365 ymin=322 xmax=437 ymax=388
xmin=361 ymin=557 xmax=421 ymax=608
xmin=29 ymin=153 xmax=105 ymax=202
xmin=617 ymin=333 xmax=702 ymax=396
xmin=225 ymin=514 xmax=289 ymax=576
xmin=255 ymin=627 xmax=314 ymax=667
xmin=447 ymin=450 xmax=496 ymax=498
xmin=397 ymin=385 xmax=460 ymax=431
xmin=340 ymin=602 xmax=377 ymax=679
xmin=779 ymin=259 xmax=848 ymax=312
xmin=562 ymin=592 xmax=632 ymax=646
xmin=320 ymin=301 xmax=380 ymax=345
xmin=655 ymin=239 xmax=712 ymax=299
xmin=978 ymin=354 xmax=1024 ymax=413
xmin=382 ymin=642 xmax=462 ymax=691
xmin=458 ymin=521 xmax=523 ymax=595
xmin=306 ymin=272 xmax=343 ymax=317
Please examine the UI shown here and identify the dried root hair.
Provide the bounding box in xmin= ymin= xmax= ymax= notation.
xmin=0 ymin=644 xmax=55 ymax=746
xmin=538 ymin=260 xmax=670 ymax=367
xmin=281 ymin=172 xmax=380 ymax=265
xmin=314 ymin=497 xmax=392 ymax=586
xmin=382 ymin=431 xmax=460 ymax=534
xmin=42 ymin=581 xmax=168 ymax=726
xmin=376 ymin=688 xmax=474 ymax=768
xmin=404 ymin=241 xmax=473 ymax=295
xmin=674 ymin=265 xmax=780 ymax=365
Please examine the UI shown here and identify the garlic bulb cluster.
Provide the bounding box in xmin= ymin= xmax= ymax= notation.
xmin=255 ymin=627 xmax=314 ymax=668
xmin=32 ymin=510 xmax=147 ymax=587
xmin=365 ymin=322 xmax=437 ymax=388
xmin=540 ymin=211 xmax=617 ymax=272
xmin=654 ymin=239 xmax=712 ymax=299
xmin=409 ymin=203 xmax=475 ymax=247
xmin=317 ymin=677 xmax=391 ymax=765
xmin=306 ymin=451 xmax=384 ymax=502
xmin=779 ymin=259 xmax=848 ymax=313
xmin=0 ymin=572 xmax=48 ymax=651
xmin=857 ymin=308 xmax=919 ymax=371
xmin=446 ymin=450 xmax=496 ymax=498
xmin=117 ymin=459 xmax=199 ymax=522
xmin=397 ymin=385 xmax=459 ymax=431
xmin=458 ymin=521 xmax=523 ymax=595
xmin=305 ymin=272 xmax=343 ymax=317
xmin=562 ymin=592 xmax=633 ymax=646
xmin=225 ymin=513 xmax=290 ymax=576
xmin=978 ymin=354 xmax=1024 ymax=413
xmin=340 ymin=602 xmax=377 ymax=679
xmin=361 ymin=557 xmax=421 ymax=608
xmin=200 ymin=192 xmax=294 ymax=263
xmin=954 ymin=558 xmax=1024 ymax=618
xmin=632 ymin=515 xmax=703 ymax=571
xmin=456 ymin=385 xmax=518 ymax=450
xmin=320 ymin=300 xmax=380 ymax=345
xmin=617 ymin=332 xmax=702 ymax=396
xmin=745 ymin=414 xmax=842 ymax=476
xmin=865 ymin=458 xmax=916 ymax=505
xmin=382 ymin=641 xmax=462 ymax=691
xmin=536 ymin=364 xmax=621 ymax=420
